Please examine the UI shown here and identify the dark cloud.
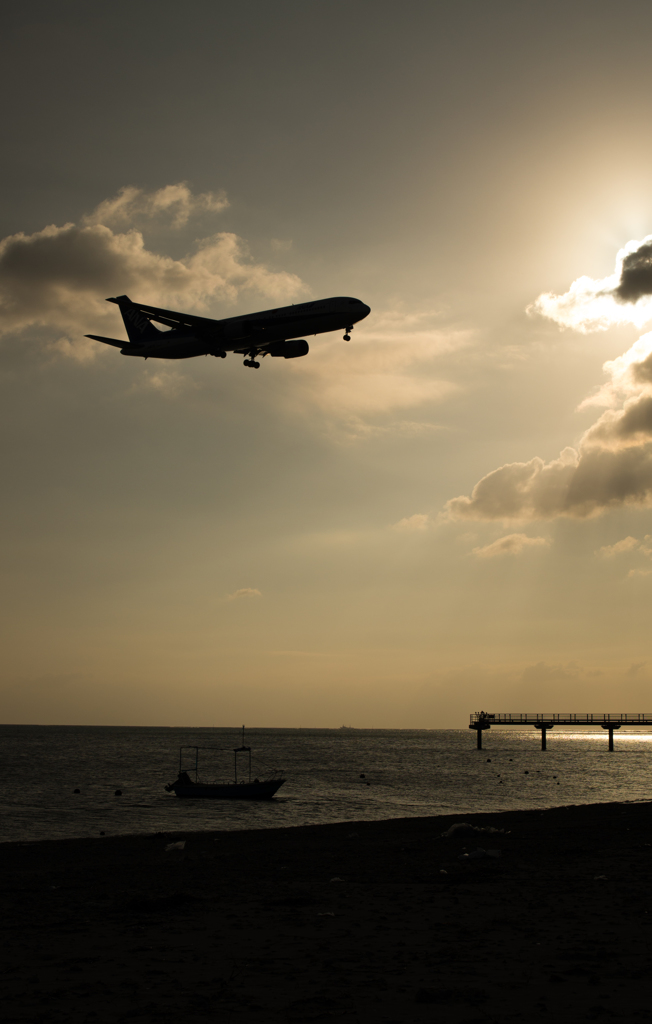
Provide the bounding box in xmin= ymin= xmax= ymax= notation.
xmin=615 ymin=241 xmax=652 ymax=302
xmin=583 ymin=392 xmax=652 ymax=446
xmin=1 ymin=225 xmax=127 ymax=290
xmin=631 ymin=350 xmax=652 ymax=384
xmin=567 ymin=443 xmax=652 ymax=510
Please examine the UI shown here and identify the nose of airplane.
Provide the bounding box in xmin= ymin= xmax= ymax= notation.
xmin=344 ymin=297 xmax=371 ymax=320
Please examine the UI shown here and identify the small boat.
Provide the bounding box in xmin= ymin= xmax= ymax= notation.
xmin=165 ymin=727 xmax=285 ymax=800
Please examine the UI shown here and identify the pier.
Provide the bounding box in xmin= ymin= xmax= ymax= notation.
xmin=469 ymin=712 xmax=652 ymax=750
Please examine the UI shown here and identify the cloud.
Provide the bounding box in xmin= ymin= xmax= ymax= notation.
xmin=529 ymin=235 xmax=652 ymax=332
xmin=227 ymin=588 xmax=262 ymax=601
xmin=0 ymin=191 xmax=463 ymax=432
xmin=393 ymin=513 xmax=430 ymax=532
xmin=131 ymin=367 xmax=198 ymax=398
xmin=446 ymin=447 xmax=580 ymax=521
xmin=84 ymin=183 xmax=229 ymax=229
xmin=0 ymin=184 xmax=304 ymax=357
xmin=626 ymin=661 xmax=647 ymax=675
xmin=0 ymin=189 xmax=467 ymax=437
xmin=520 ymin=661 xmax=578 ymax=685
xmin=471 ymin=533 xmax=549 ymax=558
xmin=292 ymin=309 xmax=469 ymax=434
xmin=597 ymin=536 xmax=640 ymax=557
xmin=579 ymin=331 xmax=652 ymax=410
xmin=615 ymin=242 xmax=652 ymax=302
xmin=446 ymin=440 xmax=652 ymax=521
xmin=597 ymin=535 xmax=652 ymax=572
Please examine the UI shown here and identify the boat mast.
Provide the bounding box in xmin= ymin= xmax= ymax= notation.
xmin=243 ymin=725 xmax=251 ymax=782
xmin=233 ymin=724 xmax=252 ymax=784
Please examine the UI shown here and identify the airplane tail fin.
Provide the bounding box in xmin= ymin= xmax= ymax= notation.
xmin=107 ymin=295 xmax=161 ymax=345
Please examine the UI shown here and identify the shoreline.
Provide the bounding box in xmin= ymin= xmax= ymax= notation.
xmin=4 ymin=799 xmax=652 ymax=1021
xmin=2 ymin=794 xmax=651 ymax=849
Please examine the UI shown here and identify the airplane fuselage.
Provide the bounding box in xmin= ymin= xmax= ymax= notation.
xmin=111 ymin=296 xmax=369 ymax=359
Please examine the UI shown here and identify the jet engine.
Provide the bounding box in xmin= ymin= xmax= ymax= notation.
xmin=267 ymin=339 xmax=309 ymax=359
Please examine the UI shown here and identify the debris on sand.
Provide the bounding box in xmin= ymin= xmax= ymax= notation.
xmin=441 ymin=823 xmax=507 ymax=838
xmin=458 ymin=848 xmax=502 ymax=860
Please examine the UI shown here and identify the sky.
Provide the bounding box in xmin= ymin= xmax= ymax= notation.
xmin=4 ymin=0 xmax=652 ymax=727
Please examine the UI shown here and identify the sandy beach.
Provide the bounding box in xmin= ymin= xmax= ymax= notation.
xmin=2 ymin=801 xmax=651 ymax=1023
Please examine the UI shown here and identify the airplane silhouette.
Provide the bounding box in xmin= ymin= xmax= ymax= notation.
xmin=87 ymin=295 xmax=371 ymax=367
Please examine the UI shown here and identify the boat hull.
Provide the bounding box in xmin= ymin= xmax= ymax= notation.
xmin=167 ymin=779 xmax=285 ymax=800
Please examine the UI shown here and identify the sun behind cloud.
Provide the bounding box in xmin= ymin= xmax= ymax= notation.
xmin=445 ymin=241 xmax=652 ymax=523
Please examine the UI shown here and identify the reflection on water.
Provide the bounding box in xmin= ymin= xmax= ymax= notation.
xmin=1 ymin=724 xmax=651 ymax=843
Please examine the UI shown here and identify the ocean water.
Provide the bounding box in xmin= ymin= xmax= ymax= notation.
xmin=1 ymin=724 xmax=652 ymax=844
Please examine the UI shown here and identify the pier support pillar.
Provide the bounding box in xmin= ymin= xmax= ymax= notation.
xmin=534 ymin=723 xmax=554 ymax=750
xmin=602 ymin=724 xmax=621 ymax=751
xmin=469 ymin=722 xmax=490 ymax=749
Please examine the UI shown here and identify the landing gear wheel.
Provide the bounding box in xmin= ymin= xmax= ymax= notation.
xmin=243 ymin=359 xmax=260 ymax=368
xmin=343 ymin=334 xmax=351 ymax=342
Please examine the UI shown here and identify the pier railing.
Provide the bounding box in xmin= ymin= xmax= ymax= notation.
xmin=470 ymin=713 xmax=652 ymax=725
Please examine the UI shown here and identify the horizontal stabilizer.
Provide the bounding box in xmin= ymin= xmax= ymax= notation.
xmin=86 ymin=335 xmax=129 ymax=348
